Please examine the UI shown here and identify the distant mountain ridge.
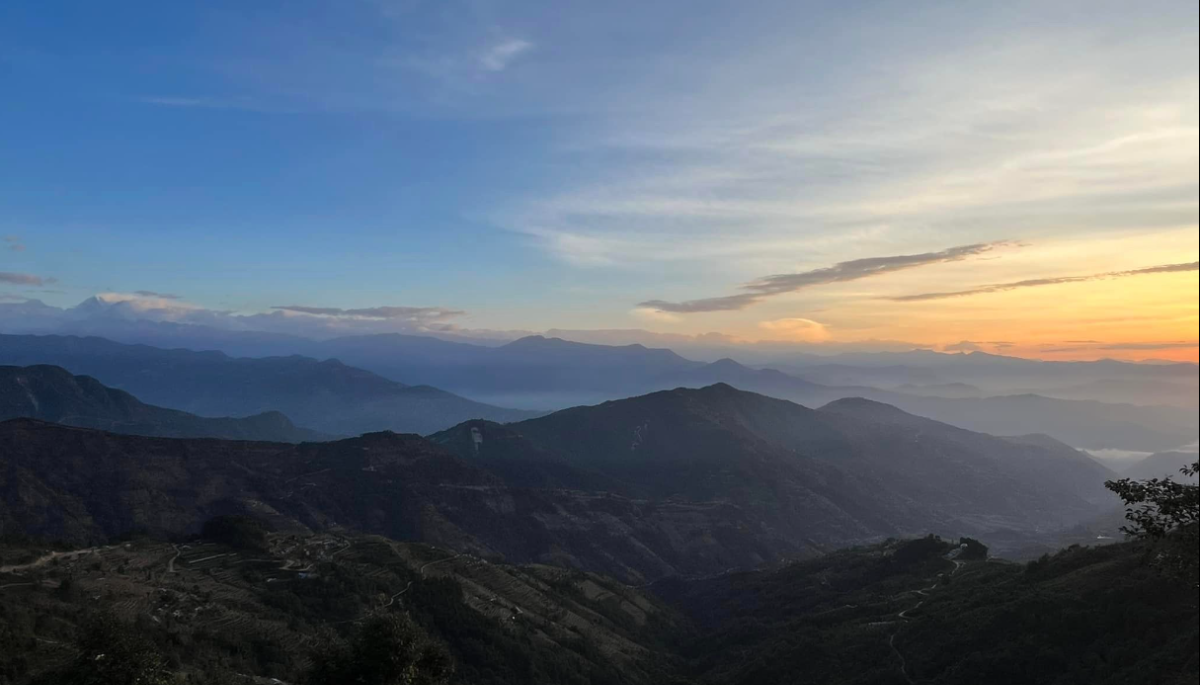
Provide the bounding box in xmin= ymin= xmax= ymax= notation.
xmin=1121 ymin=451 xmax=1199 ymax=482
xmin=0 ymin=334 xmax=536 ymax=435
xmin=0 ymin=364 xmax=326 ymax=442
xmin=2 ymin=331 xmax=1192 ymax=450
xmin=307 ymin=334 xmax=1199 ymax=450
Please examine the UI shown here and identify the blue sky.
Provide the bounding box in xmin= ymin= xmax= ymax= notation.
xmin=1 ymin=0 xmax=1197 ymax=358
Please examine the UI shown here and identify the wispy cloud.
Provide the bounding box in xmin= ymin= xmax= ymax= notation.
xmin=3 ymin=236 xmax=24 ymax=252
xmin=890 ymin=261 xmax=1199 ymax=302
xmin=0 ymin=292 xmax=475 ymax=340
xmin=0 ymin=271 xmax=52 ymax=286
xmin=495 ymin=4 xmax=1197 ymax=286
xmin=640 ymin=242 xmax=1006 ymax=313
xmin=136 ymin=96 xmax=297 ymax=113
xmin=270 ymin=304 xmax=464 ymax=321
xmin=133 ymin=290 xmax=181 ymax=300
xmin=479 ymin=38 xmax=532 ymax=72
xmin=1039 ymin=340 xmax=1199 ymax=353
xmin=1100 ymin=341 xmax=1198 ymax=351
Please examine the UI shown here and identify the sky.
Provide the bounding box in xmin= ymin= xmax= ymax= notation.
xmin=1 ymin=0 xmax=1197 ymax=361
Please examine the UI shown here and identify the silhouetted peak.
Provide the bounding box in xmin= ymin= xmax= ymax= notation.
xmin=502 ymin=335 xmax=553 ymax=348
xmin=819 ymin=396 xmax=911 ymax=419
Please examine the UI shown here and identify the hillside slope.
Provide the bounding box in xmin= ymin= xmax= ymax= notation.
xmin=456 ymin=385 xmax=1117 ymax=533
xmin=2 ymin=533 xmax=1193 ymax=685
xmin=0 ymin=533 xmax=681 ymax=685
xmin=0 ymin=384 xmax=1120 ymax=582
xmin=0 ymin=419 xmax=823 ymax=581
xmin=0 ymin=364 xmax=325 ymax=442
xmin=655 ymin=537 xmax=1198 ymax=685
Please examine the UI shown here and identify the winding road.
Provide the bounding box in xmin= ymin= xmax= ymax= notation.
xmin=886 ymin=557 xmax=966 ymax=682
xmin=381 ymin=554 xmax=462 ymax=608
xmin=419 ymin=553 xmax=461 ymax=576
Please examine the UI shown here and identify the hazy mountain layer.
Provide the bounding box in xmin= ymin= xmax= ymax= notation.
xmin=296 ymin=333 xmax=1199 ymax=450
xmin=0 ymin=334 xmax=536 ymax=435
xmin=1121 ymin=450 xmax=1199 ymax=482
xmin=0 ymin=364 xmax=325 ymax=442
xmin=3 ymin=332 xmax=1193 ymax=451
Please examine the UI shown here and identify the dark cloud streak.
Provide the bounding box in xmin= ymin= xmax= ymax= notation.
xmin=0 ymin=272 xmax=51 ymax=286
xmin=891 ymin=261 xmax=1198 ymax=302
xmin=640 ymin=242 xmax=1006 ymax=313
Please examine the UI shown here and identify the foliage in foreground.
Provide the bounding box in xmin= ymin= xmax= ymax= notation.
xmin=1106 ymin=460 xmax=1199 ymax=582
xmin=28 ymin=613 xmax=174 ymax=685
xmin=306 ymin=613 xmax=453 ymax=685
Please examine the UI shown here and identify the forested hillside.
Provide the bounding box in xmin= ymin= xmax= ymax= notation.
xmin=1 ymin=532 xmax=1193 ymax=685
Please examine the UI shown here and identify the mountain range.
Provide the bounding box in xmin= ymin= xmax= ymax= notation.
xmin=2 ymin=331 xmax=1193 ymax=452
xmin=231 ymin=331 xmax=1200 ymax=451
xmin=0 ymin=334 xmax=536 ymax=436
xmin=0 ymin=383 xmax=1117 ymax=581
xmin=0 ymin=364 xmax=325 ymax=442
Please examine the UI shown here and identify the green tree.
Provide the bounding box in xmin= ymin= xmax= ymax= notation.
xmin=1105 ymin=462 xmax=1199 ymax=538
xmin=306 ymin=612 xmax=453 ymax=685
xmin=1106 ymin=461 xmax=1199 ymax=582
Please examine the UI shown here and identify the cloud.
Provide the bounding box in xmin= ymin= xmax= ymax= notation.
xmin=1099 ymin=341 xmax=1198 ymax=351
xmin=133 ymin=290 xmax=182 ymax=300
xmin=135 ymin=96 xmax=295 ymax=113
xmin=0 ymin=292 xmax=479 ymax=341
xmin=758 ymin=317 xmax=830 ymax=342
xmin=270 ymin=304 xmax=465 ymax=321
xmin=890 ymin=261 xmax=1199 ymax=302
xmin=479 ymin=38 xmax=533 ymax=72
xmin=640 ymin=242 xmax=1006 ymax=313
xmin=0 ymin=272 xmax=51 ymax=286
xmin=637 ymin=293 xmax=760 ymax=314
xmin=1037 ymin=340 xmax=1199 ymax=353
xmin=1121 ymin=262 xmax=1200 ymax=276
xmin=630 ymin=307 xmax=682 ymax=324
xmin=944 ymin=339 xmax=1017 ymax=352
xmin=484 ymin=3 xmax=1197 ymax=289
xmin=3 ymin=236 xmax=24 ymax=252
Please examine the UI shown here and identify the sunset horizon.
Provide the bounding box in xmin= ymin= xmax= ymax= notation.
xmin=3 ymin=1 xmax=1196 ymax=364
